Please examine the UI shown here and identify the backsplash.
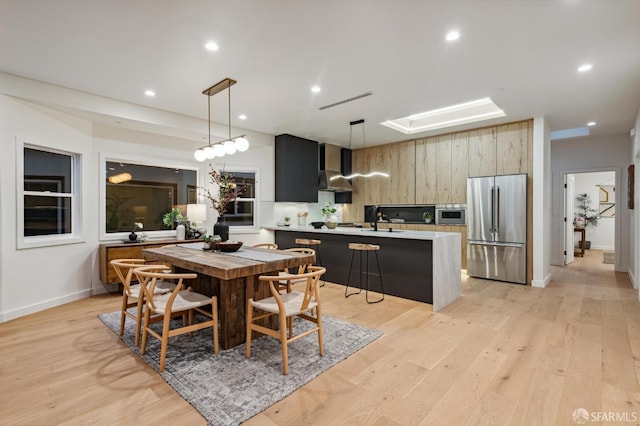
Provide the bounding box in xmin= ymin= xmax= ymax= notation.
xmin=272 ymin=191 xmax=342 ymax=225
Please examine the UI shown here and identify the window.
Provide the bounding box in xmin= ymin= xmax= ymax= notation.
xmin=221 ymin=170 xmax=257 ymax=228
xmin=18 ymin=143 xmax=82 ymax=248
xmin=103 ymin=159 xmax=198 ymax=237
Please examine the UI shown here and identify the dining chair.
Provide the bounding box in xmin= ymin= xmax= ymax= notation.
xmin=134 ymin=266 xmax=219 ymax=372
xmin=110 ymin=259 xmax=176 ymax=347
xmin=246 ymin=266 xmax=326 ymax=375
xmin=253 ymin=243 xmax=278 ymax=249
xmin=278 ymin=247 xmax=316 ymax=293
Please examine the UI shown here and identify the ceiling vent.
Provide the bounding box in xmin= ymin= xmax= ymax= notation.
xmin=318 ymin=91 xmax=373 ymax=110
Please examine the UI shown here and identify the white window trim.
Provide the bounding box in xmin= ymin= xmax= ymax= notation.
xmin=99 ymin=152 xmax=203 ymax=241
xmin=218 ymin=166 xmax=261 ymax=235
xmin=16 ymin=138 xmax=84 ymax=249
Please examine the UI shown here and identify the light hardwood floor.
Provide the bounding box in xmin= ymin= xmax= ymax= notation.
xmin=1 ymin=249 xmax=638 ymax=425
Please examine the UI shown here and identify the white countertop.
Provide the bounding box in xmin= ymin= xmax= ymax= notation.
xmin=264 ymin=225 xmax=459 ymax=241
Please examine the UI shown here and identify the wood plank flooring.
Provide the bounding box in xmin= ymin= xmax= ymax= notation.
xmin=1 ymin=249 xmax=638 ymax=425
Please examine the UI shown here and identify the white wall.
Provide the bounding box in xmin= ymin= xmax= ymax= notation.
xmin=573 ymin=171 xmax=616 ymax=250
xmin=0 ymin=95 xmax=95 ymax=321
xmin=532 ymin=116 xmax=552 ymax=287
xmin=550 ymin=133 xmax=632 ymax=272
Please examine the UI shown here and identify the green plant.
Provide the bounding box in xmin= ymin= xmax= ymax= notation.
xmin=163 ymin=208 xmax=186 ymax=228
xmin=575 ymin=193 xmax=599 ymax=228
xmin=423 ymin=212 xmax=433 ymax=220
xmin=321 ymin=202 xmax=337 ymax=218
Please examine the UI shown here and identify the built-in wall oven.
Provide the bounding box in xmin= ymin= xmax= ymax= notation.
xmin=436 ymin=206 xmax=466 ymax=225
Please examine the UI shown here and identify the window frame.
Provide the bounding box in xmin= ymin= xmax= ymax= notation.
xmin=99 ymin=153 xmax=203 ymax=241
xmin=218 ymin=167 xmax=260 ymax=233
xmin=16 ymin=139 xmax=84 ymax=249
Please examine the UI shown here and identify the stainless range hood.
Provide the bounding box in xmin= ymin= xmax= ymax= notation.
xmin=318 ymin=144 xmax=352 ymax=192
xmin=319 ymin=170 xmax=352 ymax=192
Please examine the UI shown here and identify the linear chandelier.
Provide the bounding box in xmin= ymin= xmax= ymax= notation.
xmin=194 ymin=77 xmax=249 ymax=162
xmin=330 ymin=119 xmax=389 ymax=181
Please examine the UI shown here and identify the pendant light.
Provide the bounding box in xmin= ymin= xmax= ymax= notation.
xmin=330 ymin=119 xmax=389 ymax=181
xmin=194 ymin=77 xmax=250 ymax=161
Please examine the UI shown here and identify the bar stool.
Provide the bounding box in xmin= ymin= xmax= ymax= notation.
xmin=345 ymin=243 xmax=385 ymax=304
xmin=295 ymin=238 xmax=324 ymax=286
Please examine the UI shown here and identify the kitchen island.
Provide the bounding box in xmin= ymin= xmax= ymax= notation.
xmin=266 ymin=226 xmax=461 ymax=311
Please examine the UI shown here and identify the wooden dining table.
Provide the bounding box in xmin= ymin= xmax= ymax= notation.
xmin=142 ymin=243 xmax=315 ymax=349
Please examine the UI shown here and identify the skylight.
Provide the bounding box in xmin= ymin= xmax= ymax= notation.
xmin=380 ymin=98 xmax=506 ymax=135
xmin=550 ymin=127 xmax=590 ymax=140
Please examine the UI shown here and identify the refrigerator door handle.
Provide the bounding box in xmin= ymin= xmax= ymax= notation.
xmin=468 ymin=241 xmax=524 ymax=248
xmin=495 ymin=186 xmax=500 ymax=235
xmin=489 ymin=186 xmax=495 ymax=233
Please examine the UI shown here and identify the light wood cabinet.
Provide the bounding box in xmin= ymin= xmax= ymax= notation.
xmin=415 ymin=137 xmax=438 ymax=204
xmin=496 ymin=121 xmax=529 ymax=175
xmin=435 ymin=134 xmax=452 ymax=203
xmin=363 ymin=141 xmax=415 ymax=205
xmin=451 ymin=132 xmax=468 ymax=203
xmin=467 ymin=127 xmax=497 ymax=177
xmin=99 ymin=239 xmax=194 ymax=284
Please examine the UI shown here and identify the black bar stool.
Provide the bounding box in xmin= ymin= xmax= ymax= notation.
xmin=295 ymin=238 xmax=324 ymax=286
xmin=345 ymin=243 xmax=384 ymax=304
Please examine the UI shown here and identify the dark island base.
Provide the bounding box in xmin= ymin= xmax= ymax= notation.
xmin=275 ymin=231 xmax=433 ymax=304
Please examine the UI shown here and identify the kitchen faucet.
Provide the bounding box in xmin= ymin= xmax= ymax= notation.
xmin=370 ymin=205 xmax=380 ymax=231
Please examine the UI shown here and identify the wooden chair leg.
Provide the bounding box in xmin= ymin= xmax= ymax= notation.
xmin=134 ymin=299 xmax=144 ymax=347
xmin=141 ymin=308 xmax=151 ymax=355
xmin=245 ymin=298 xmax=253 ymax=359
xmin=119 ymin=294 xmax=128 ymax=336
xmin=280 ymin=314 xmax=289 ymax=375
xmin=317 ymin=309 xmax=324 ymax=356
xmin=158 ymin=316 xmax=171 ymax=372
xmin=212 ymin=296 xmax=219 ymax=354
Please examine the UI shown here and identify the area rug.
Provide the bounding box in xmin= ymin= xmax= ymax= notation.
xmin=98 ymin=310 xmax=382 ymax=425
xmin=603 ymin=251 xmax=615 ymax=264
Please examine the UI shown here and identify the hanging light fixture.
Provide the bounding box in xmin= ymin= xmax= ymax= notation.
xmin=330 ymin=119 xmax=389 ymax=181
xmin=194 ymin=77 xmax=250 ymax=161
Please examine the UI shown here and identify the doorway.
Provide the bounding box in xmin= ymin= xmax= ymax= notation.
xmin=564 ymin=171 xmax=616 ymax=266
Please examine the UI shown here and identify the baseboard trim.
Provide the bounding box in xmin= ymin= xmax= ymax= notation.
xmin=531 ymin=273 xmax=552 ymax=288
xmin=629 ymin=268 xmax=637 ymax=290
xmin=0 ymin=288 xmax=92 ymax=323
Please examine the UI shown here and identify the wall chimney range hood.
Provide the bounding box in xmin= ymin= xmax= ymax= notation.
xmin=318 ymin=144 xmax=352 ymax=192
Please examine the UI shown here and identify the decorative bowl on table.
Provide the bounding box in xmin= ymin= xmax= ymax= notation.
xmin=310 ymin=221 xmax=325 ymax=229
xmin=217 ymin=241 xmax=243 ymax=252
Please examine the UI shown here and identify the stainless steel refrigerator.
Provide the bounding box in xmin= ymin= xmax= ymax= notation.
xmin=467 ymin=174 xmax=527 ymax=284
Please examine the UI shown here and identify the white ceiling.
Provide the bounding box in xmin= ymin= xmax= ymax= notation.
xmin=1 ymin=0 xmax=639 ymax=148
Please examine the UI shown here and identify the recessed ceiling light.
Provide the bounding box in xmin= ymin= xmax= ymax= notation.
xmin=311 ymin=86 xmax=321 ymax=93
xmin=446 ymin=30 xmax=460 ymax=41
xmin=144 ymin=90 xmax=156 ymax=97
xmin=578 ymin=64 xmax=592 ymax=72
xmin=587 ymin=121 xmax=596 ymax=126
xmin=238 ymin=114 xmax=247 ymax=120
xmin=204 ymin=41 xmax=219 ymax=51
xmin=381 ymin=98 xmax=505 ymax=134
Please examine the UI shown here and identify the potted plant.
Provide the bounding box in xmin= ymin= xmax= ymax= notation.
xmin=423 ymin=212 xmax=433 ymax=224
xmin=202 ymin=169 xmax=246 ymax=242
xmin=162 ymin=208 xmax=186 ymax=228
xmin=574 ymin=193 xmax=599 ymax=249
xmin=321 ymin=202 xmax=338 ymax=229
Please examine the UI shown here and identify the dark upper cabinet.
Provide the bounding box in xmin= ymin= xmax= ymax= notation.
xmin=275 ymin=134 xmax=319 ymax=202
xmin=335 ymin=148 xmax=352 ymax=204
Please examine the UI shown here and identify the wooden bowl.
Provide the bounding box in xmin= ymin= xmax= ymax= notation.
xmin=217 ymin=241 xmax=243 ymax=252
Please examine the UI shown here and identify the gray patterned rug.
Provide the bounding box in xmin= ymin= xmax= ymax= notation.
xmin=98 ymin=310 xmax=382 ymax=425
